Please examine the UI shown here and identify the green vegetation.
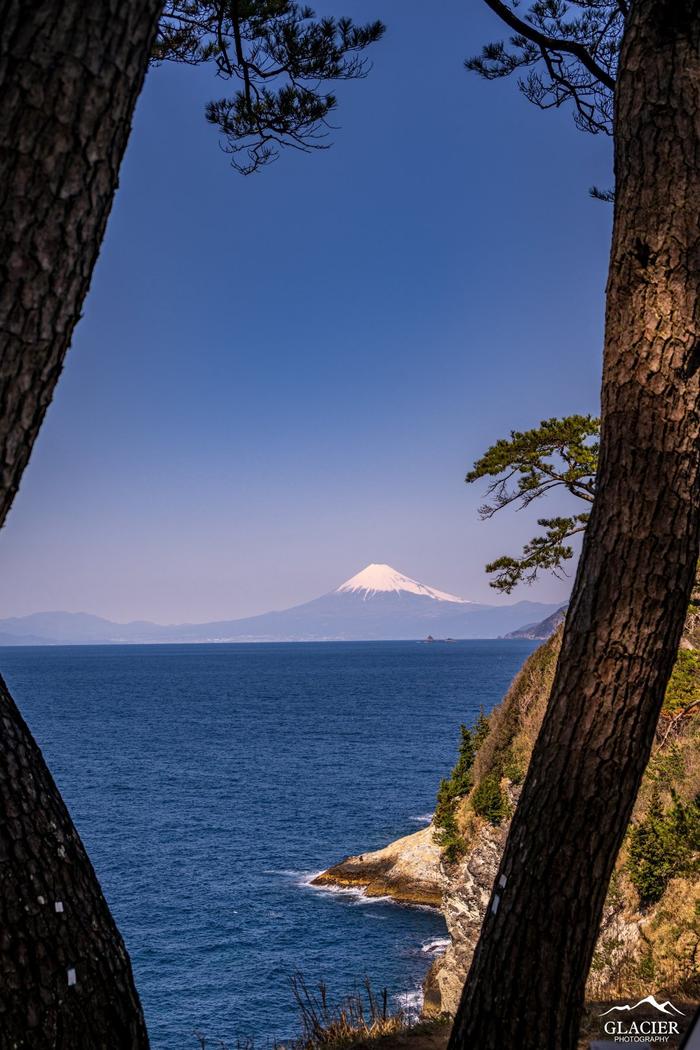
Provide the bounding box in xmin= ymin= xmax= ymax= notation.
xmin=664 ymin=648 xmax=700 ymax=712
xmin=431 ymin=591 xmax=700 ymax=999
xmin=434 ymin=705 xmax=518 ymax=858
xmin=433 ymin=801 xmax=466 ymax=864
xmin=471 ymin=773 xmax=507 ymax=826
xmin=434 ymin=714 xmax=489 ymax=861
xmin=626 ymin=790 xmax=700 ymax=907
xmin=465 ymin=415 xmax=598 ymax=592
xmin=155 ymin=3 xmax=385 ymax=174
xmin=651 ymin=742 xmax=687 ymax=793
xmin=434 ymin=638 xmax=563 ymax=859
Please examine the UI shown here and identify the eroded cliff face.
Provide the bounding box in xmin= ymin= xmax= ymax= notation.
xmin=314 ymin=603 xmax=699 ymax=1018
xmin=423 ymin=608 xmax=700 ymax=1017
xmin=423 ymin=814 xmax=508 ymax=1016
xmin=422 ymin=634 xmax=561 ymax=1016
xmin=423 ymin=786 xmax=650 ymax=1017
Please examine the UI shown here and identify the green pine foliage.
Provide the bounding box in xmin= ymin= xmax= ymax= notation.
xmin=651 ymin=742 xmax=687 ymax=794
xmin=473 ymin=709 xmax=490 ymax=751
xmin=451 ymin=724 xmax=479 ymax=794
xmin=626 ymin=789 xmax=700 ymax=907
xmin=153 ymin=3 xmax=385 ymax=173
xmin=434 ymin=716 xmax=489 ymax=861
xmin=434 ymin=789 xmax=467 ymax=864
xmin=467 ymin=1 xmax=621 ymax=137
xmin=471 ymin=772 xmax=507 ymax=826
xmin=466 ymin=415 xmax=599 ymax=592
xmin=434 ymin=710 xmax=514 ymax=859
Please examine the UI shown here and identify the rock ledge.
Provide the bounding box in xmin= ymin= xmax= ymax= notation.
xmin=312 ymin=825 xmax=441 ymax=907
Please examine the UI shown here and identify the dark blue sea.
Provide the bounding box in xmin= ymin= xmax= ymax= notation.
xmin=2 ymin=640 xmax=536 ymax=1049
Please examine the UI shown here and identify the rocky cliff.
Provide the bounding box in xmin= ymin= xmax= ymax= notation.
xmin=317 ymin=600 xmax=700 ymax=1019
xmin=422 ymin=805 xmax=510 ymax=1015
xmin=504 ymin=603 xmax=567 ymax=639
xmin=423 ymin=609 xmax=700 ymax=1015
xmin=312 ymin=824 xmax=442 ymax=907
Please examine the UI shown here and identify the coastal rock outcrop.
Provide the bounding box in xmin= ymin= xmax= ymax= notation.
xmin=423 ymin=605 xmax=700 ymax=1016
xmin=315 ymin=592 xmax=700 ymax=1021
xmin=312 ymin=824 xmax=442 ymax=907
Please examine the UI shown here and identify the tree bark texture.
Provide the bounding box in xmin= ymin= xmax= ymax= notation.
xmin=0 ymin=3 xmax=163 ymax=1046
xmin=0 ymin=0 xmax=163 ymax=531
xmin=0 ymin=675 xmax=148 ymax=1047
xmin=449 ymin=3 xmax=700 ymax=1048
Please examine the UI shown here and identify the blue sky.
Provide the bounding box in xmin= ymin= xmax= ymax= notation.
xmin=0 ymin=1 xmax=613 ymax=622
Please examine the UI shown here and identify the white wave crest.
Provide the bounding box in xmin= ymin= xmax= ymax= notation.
xmin=420 ymin=937 xmax=450 ymax=956
xmin=395 ymin=987 xmax=423 ymax=1020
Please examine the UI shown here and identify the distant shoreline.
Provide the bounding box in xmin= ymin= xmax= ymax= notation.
xmin=0 ymin=636 xmax=540 ymax=648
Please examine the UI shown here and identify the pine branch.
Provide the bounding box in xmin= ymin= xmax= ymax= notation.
xmin=154 ymin=2 xmax=385 ymax=172
xmin=482 ymin=0 xmax=615 ymax=90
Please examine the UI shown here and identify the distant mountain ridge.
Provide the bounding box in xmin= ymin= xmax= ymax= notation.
xmin=505 ymin=604 xmax=568 ymax=640
xmin=0 ymin=563 xmax=563 ymax=645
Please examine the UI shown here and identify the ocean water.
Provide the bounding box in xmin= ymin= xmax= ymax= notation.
xmin=2 ymin=640 xmax=536 ymax=1048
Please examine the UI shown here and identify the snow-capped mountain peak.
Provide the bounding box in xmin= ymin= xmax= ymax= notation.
xmin=335 ymin=563 xmax=470 ymax=604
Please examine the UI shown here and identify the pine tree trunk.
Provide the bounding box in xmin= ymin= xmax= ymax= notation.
xmin=0 ymin=0 xmax=162 ymax=530
xmin=448 ymin=4 xmax=700 ymax=1048
xmin=0 ymin=3 xmax=162 ymax=1046
xmin=0 ymin=676 xmax=149 ymax=1046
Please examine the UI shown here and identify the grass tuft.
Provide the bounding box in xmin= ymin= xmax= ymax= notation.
xmin=289 ymin=973 xmax=409 ymax=1050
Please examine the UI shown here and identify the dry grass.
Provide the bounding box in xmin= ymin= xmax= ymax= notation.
xmin=192 ymin=976 xmax=414 ymax=1050
xmin=289 ymin=974 xmax=409 ymax=1050
xmin=470 ymin=629 xmax=560 ymax=790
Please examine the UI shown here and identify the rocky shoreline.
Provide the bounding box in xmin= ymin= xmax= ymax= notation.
xmin=312 ymin=818 xmax=490 ymax=1018
xmin=313 ymin=615 xmax=700 ymax=1029
xmin=311 ymin=824 xmax=442 ymax=908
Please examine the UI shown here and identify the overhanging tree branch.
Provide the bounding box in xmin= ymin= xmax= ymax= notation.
xmin=466 ymin=415 xmax=599 ymax=591
xmin=154 ymin=2 xmax=385 ymax=173
xmin=482 ymin=0 xmax=615 ymax=90
xmin=468 ymin=0 xmax=623 ymax=136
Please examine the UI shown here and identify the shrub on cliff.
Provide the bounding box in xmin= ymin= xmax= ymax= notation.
xmin=641 ymin=877 xmax=700 ymax=995
xmin=434 ymin=794 xmax=468 ymax=863
xmin=664 ymin=649 xmax=700 ymax=713
xmin=451 ymin=722 xmax=480 ymax=794
xmin=429 ymin=620 xmax=700 ymax=1009
xmin=626 ymin=789 xmax=700 ymax=906
xmin=471 ymin=634 xmax=561 ymax=788
xmin=471 ymin=773 xmax=507 ymax=826
xmin=435 ymin=716 xmax=490 ymax=860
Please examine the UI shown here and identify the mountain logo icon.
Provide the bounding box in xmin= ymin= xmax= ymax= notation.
xmin=599 ymin=995 xmax=685 ymax=1017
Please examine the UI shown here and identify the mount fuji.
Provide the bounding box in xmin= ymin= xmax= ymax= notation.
xmin=336 ymin=564 xmax=469 ymax=603
xmin=0 ymin=564 xmax=562 ymax=644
